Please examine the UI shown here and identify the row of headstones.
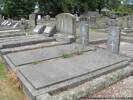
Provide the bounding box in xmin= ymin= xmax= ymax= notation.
xmin=80 ymin=17 xmax=121 ymax=54
xmin=0 ymin=20 xmax=20 ymax=29
xmin=32 ymin=13 xmax=121 ymax=54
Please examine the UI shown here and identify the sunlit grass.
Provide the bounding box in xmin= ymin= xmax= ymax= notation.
xmin=0 ymin=64 xmax=7 ymax=80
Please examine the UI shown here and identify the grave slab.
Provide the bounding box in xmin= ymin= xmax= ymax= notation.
xmin=4 ymin=43 xmax=95 ymax=68
xmin=17 ymin=49 xmax=129 ymax=99
xmin=1 ymin=41 xmax=67 ymax=55
xmin=0 ymin=36 xmax=55 ymax=49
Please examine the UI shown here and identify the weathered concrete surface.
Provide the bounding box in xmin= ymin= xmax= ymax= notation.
xmin=37 ymin=66 xmax=133 ymax=100
xmin=17 ymin=49 xmax=129 ymax=99
xmin=4 ymin=43 xmax=94 ymax=67
xmin=95 ymin=42 xmax=133 ymax=59
xmin=0 ymin=36 xmax=55 ymax=49
xmin=1 ymin=41 xmax=67 ymax=54
xmin=120 ymin=42 xmax=133 ymax=58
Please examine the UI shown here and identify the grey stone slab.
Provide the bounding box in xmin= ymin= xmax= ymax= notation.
xmin=56 ymin=13 xmax=76 ymax=37
xmin=1 ymin=41 xmax=67 ymax=55
xmin=18 ymin=49 xmax=129 ymax=92
xmin=0 ymin=35 xmax=47 ymax=43
xmin=43 ymin=26 xmax=56 ymax=37
xmin=54 ymin=33 xmax=76 ymax=43
xmin=5 ymin=43 xmax=95 ymax=66
xmin=0 ymin=36 xmax=55 ymax=49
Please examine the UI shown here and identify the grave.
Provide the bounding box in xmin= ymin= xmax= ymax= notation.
xmin=0 ymin=35 xmax=55 ymax=49
xmin=33 ymin=25 xmax=45 ymax=34
xmin=43 ymin=26 xmax=56 ymax=37
xmin=4 ymin=43 xmax=95 ymax=70
xmin=55 ymin=13 xmax=76 ymax=43
xmin=17 ymin=49 xmax=129 ymax=100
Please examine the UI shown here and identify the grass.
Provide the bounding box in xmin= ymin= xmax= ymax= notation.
xmin=0 ymin=58 xmax=27 ymax=100
xmin=0 ymin=64 xmax=7 ymax=80
xmin=62 ymin=53 xmax=73 ymax=58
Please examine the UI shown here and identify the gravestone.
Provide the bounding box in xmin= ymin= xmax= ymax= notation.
xmin=80 ymin=16 xmax=89 ymax=45
xmin=12 ymin=22 xmax=20 ymax=29
xmin=55 ymin=13 xmax=76 ymax=43
xmin=33 ymin=25 xmax=45 ymax=34
xmin=3 ymin=21 xmax=9 ymax=26
xmin=43 ymin=26 xmax=56 ymax=37
xmin=107 ymin=19 xmax=121 ymax=54
xmin=89 ymin=16 xmax=96 ymax=26
xmin=56 ymin=13 xmax=76 ymax=36
xmin=128 ymin=15 xmax=133 ymax=29
xmin=45 ymin=15 xmax=50 ymax=21
xmin=29 ymin=13 xmax=37 ymax=28
xmin=1 ymin=21 xmax=6 ymax=26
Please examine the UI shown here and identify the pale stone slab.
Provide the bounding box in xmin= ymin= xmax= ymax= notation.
xmin=0 ymin=36 xmax=55 ymax=49
xmin=5 ymin=43 xmax=94 ymax=66
xmin=33 ymin=25 xmax=45 ymax=34
xmin=56 ymin=13 xmax=76 ymax=36
xmin=18 ymin=49 xmax=129 ymax=97
xmin=43 ymin=26 xmax=56 ymax=36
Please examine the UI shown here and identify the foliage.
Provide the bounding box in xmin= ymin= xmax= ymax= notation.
xmin=0 ymin=0 xmax=131 ymax=18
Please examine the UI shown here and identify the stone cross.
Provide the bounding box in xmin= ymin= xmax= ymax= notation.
xmin=107 ymin=19 xmax=121 ymax=54
xmin=80 ymin=16 xmax=89 ymax=46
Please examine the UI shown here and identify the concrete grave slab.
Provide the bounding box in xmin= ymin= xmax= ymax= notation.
xmin=17 ymin=49 xmax=129 ymax=99
xmin=4 ymin=43 xmax=95 ymax=68
xmin=1 ymin=41 xmax=67 ymax=55
xmin=0 ymin=36 xmax=55 ymax=49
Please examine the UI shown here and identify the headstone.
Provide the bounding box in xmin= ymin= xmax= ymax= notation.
xmin=29 ymin=13 xmax=37 ymax=28
xmin=80 ymin=16 xmax=89 ymax=46
xmin=7 ymin=22 xmax=12 ymax=26
xmin=3 ymin=21 xmax=9 ymax=26
xmin=1 ymin=21 xmax=6 ymax=25
xmin=20 ymin=18 xmax=28 ymax=30
xmin=43 ymin=26 xmax=56 ymax=36
xmin=107 ymin=19 xmax=121 ymax=54
xmin=128 ymin=15 xmax=133 ymax=29
xmin=56 ymin=13 xmax=76 ymax=37
xmin=33 ymin=25 xmax=45 ymax=34
xmin=0 ymin=15 xmax=2 ymax=19
xmin=45 ymin=15 xmax=50 ymax=21
xmin=89 ymin=16 xmax=96 ymax=26
xmin=37 ymin=15 xmax=41 ymax=21
xmin=12 ymin=22 xmax=20 ymax=29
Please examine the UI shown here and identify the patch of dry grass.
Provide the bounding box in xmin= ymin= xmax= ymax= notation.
xmin=0 ymin=56 xmax=27 ymax=100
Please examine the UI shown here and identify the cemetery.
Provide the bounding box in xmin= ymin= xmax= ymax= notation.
xmin=0 ymin=0 xmax=133 ymax=100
